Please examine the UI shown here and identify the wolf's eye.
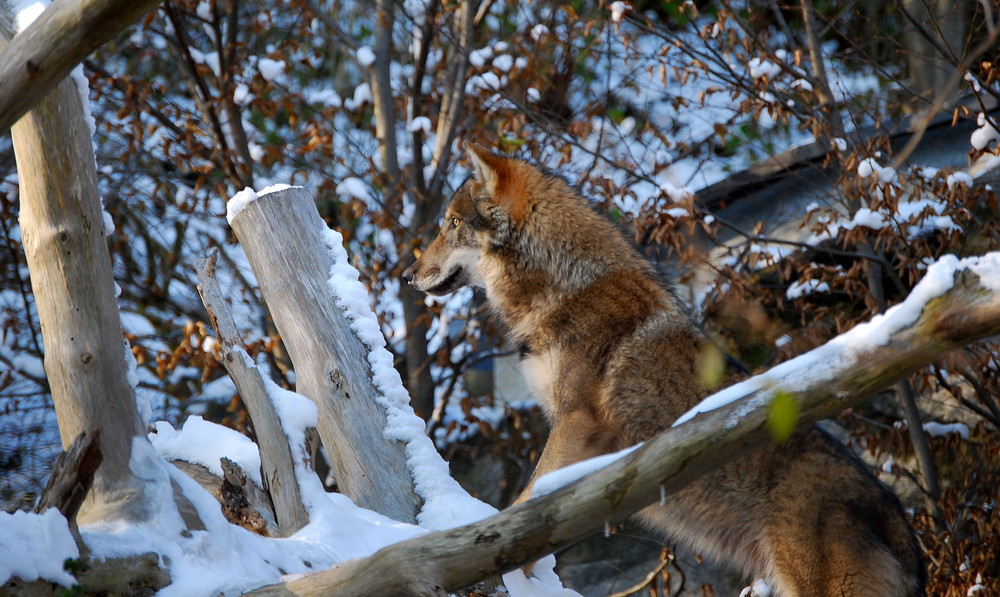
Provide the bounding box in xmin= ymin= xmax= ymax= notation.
xmin=450 ymin=217 xmax=461 ymax=228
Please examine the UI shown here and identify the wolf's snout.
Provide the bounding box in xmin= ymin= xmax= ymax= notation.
xmin=401 ymin=266 xmax=415 ymax=284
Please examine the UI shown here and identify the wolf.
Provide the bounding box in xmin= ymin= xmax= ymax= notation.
xmin=402 ymin=143 xmax=926 ymax=596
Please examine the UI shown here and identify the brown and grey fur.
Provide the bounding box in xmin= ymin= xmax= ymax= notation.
xmin=403 ymin=144 xmax=926 ymax=596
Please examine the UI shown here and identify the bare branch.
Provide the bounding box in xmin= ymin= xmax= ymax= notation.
xmin=197 ymin=251 xmax=309 ymax=537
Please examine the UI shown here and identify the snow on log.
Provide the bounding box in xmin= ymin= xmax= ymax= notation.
xmin=245 ymin=253 xmax=1000 ymax=596
xmin=227 ymin=186 xmax=420 ymax=524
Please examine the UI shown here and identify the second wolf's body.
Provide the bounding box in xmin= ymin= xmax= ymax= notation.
xmin=403 ymin=144 xmax=926 ymax=596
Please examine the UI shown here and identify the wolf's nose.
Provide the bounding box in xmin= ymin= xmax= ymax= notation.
xmin=401 ymin=268 xmax=414 ymax=284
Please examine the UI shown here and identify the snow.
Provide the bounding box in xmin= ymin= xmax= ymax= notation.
xmin=964 ymin=71 xmax=981 ymax=93
xmin=947 ymin=171 xmax=973 ymax=189
xmin=503 ymin=555 xmax=585 ymax=597
xmin=806 ymin=198 xmax=962 ymax=242
xmin=4 ymin=334 xmax=545 ymax=595
xmin=305 ymin=88 xmax=342 ymax=107
xmin=857 ymin=157 xmax=897 ymax=185
xmin=320 ymin=226 xmax=498 ymax=526
xmin=226 ymin=184 xmax=297 ymax=224
xmin=335 ymin=176 xmax=372 ymax=203
xmin=150 ymin=416 xmax=264 ymax=487
xmin=786 ymin=278 xmax=830 ymax=300
xmin=126 ymin=340 xmax=152 ymax=428
xmin=469 ymin=47 xmax=492 ymax=68
xmin=258 ymin=58 xmax=285 ymax=82
xmin=493 ymin=54 xmax=514 ymax=73
xmin=740 ymin=579 xmax=773 ymax=597
xmin=356 ymin=45 xmax=376 ymax=68
xmin=748 ymin=57 xmax=781 ymax=80
xmin=674 ymin=253 xmax=996 ymax=426
xmin=659 ymin=180 xmax=692 ymax=202
xmin=610 ymin=1 xmax=632 ymax=23
xmin=11 ymin=0 xmax=47 ymax=31
xmin=5 ymin=6 xmax=992 ymax=595
xmin=923 ymin=421 xmax=970 ymax=439
xmin=344 ymin=82 xmax=372 ymax=110
xmin=317 ymin=225 xmax=578 ymax=595
xmin=532 ymin=445 xmax=641 ymax=498
xmin=227 ymin=187 xmax=259 ymax=224
xmin=971 ymin=113 xmax=999 ymax=150
xmin=406 ymin=116 xmax=432 ymax=134
xmin=233 ymin=83 xmax=252 ymax=105
xmin=262 ymin=374 xmax=318 ymax=439
xmin=0 ymin=509 xmax=78 ymax=587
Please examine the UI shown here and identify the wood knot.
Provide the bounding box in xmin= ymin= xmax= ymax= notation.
xmin=474 ymin=532 xmax=501 ymax=545
xmin=81 ymin=353 xmax=92 ymax=364
xmin=330 ymin=367 xmax=349 ymax=398
xmin=26 ymin=60 xmax=40 ymax=77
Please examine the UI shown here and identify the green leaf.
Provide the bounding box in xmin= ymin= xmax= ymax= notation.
xmin=768 ymin=390 xmax=800 ymax=444
xmin=699 ymin=343 xmax=725 ymax=390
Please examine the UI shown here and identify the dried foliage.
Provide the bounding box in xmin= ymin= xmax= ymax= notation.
xmin=2 ymin=0 xmax=1000 ymax=593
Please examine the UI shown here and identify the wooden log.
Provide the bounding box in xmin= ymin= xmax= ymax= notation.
xmin=229 ymin=187 xmax=420 ymax=523
xmin=197 ymin=251 xmax=309 ymax=536
xmin=0 ymin=0 xmax=162 ymax=132
xmin=33 ymin=430 xmax=102 ymax=522
xmin=0 ymin=553 xmax=168 ymax=597
xmin=170 ymin=460 xmax=280 ymax=537
xmin=245 ymin=261 xmax=1000 ymax=596
xmin=6 ymin=32 xmax=156 ymax=525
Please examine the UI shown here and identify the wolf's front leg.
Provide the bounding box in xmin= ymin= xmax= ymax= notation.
xmin=513 ymin=408 xmax=616 ymax=505
xmin=509 ymin=409 xmax=617 ymax=580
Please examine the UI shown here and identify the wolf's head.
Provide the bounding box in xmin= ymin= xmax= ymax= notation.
xmin=402 ymin=143 xmax=543 ymax=295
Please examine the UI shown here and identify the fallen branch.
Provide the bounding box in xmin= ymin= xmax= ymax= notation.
xmin=246 ymin=257 xmax=1000 ymax=596
xmin=197 ymin=251 xmax=309 ymax=537
xmin=33 ymin=430 xmax=102 ymax=521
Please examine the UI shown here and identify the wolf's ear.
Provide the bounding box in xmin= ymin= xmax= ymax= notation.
xmin=467 ymin=143 xmax=506 ymax=197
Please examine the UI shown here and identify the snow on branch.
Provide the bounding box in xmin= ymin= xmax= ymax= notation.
xmin=245 ymin=251 xmax=1000 ymax=596
xmin=675 ymin=253 xmax=1000 ymax=426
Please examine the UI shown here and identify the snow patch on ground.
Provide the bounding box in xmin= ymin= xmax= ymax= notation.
xmin=0 ymin=509 xmax=78 ymax=587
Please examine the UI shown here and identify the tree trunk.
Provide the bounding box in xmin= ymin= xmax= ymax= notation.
xmin=10 ymin=65 xmax=157 ymax=525
xmin=400 ymin=284 xmax=436 ymax=418
xmin=902 ymin=0 xmax=967 ymax=106
xmin=229 ymin=187 xmax=421 ymax=523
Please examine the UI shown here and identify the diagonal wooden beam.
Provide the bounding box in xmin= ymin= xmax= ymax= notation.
xmin=0 ymin=0 xmax=162 ymax=132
